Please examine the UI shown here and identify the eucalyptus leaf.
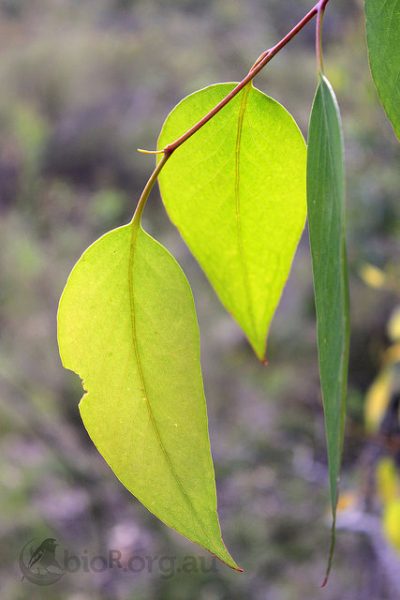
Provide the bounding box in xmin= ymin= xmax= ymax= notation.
xmin=365 ymin=0 xmax=400 ymax=139
xmin=307 ymin=75 xmax=350 ymax=573
xmin=57 ymin=224 xmax=240 ymax=570
xmin=157 ymin=83 xmax=307 ymax=360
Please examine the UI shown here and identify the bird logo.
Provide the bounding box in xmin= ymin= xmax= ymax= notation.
xmin=19 ymin=538 xmax=64 ymax=586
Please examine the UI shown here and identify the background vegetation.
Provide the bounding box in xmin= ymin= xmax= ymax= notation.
xmin=0 ymin=0 xmax=399 ymax=598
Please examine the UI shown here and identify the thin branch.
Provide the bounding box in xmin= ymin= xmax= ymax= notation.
xmin=133 ymin=0 xmax=331 ymax=219
xmin=162 ymin=0 xmax=331 ymax=154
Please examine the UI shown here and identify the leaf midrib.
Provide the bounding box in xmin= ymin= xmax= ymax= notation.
xmin=127 ymin=224 xmax=213 ymax=546
xmin=317 ymin=77 xmax=348 ymax=503
xmin=234 ymin=84 xmax=259 ymax=349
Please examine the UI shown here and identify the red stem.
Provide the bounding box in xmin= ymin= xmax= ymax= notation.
xmin=163 ymin=0 xmax=331 ymax=155
xmin=133 ymin=0 xmax=332 ymax=222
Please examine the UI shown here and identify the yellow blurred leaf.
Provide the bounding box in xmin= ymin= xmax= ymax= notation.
xmin=388 ymin=306 xmax=400 ymax=343
xmin=365 ymin=369 xmax=394 ymax=432
xmin=383 ymin=500 xmax=400 ymax=552
xmin=376 ymin=458 xmax=399 ymax=505
xmin=360 ymin=263 xmax=386 ymax=289
xmin=384 ymin=344 xmax=400 ymax=366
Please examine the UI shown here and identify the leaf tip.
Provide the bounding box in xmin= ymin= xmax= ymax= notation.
xmin=224 ymin=556 xmax=244 ymax=573
xmin=235 ymin=565 xmax=245 ymax=573
xmin=255 ymin=344 xmax=268 ymax=366
xmin=211 ymin=541 xmax=243 ymax=572
xmin=251 ymin=337 xmax=268 ymax=365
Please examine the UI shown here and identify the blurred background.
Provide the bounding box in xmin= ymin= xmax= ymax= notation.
xmin=1 ymin=0 xmax=400 ymax=598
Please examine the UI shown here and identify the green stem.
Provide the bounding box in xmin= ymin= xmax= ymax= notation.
xmin=131 ymin=153 xmax=170 ymax=224
xmin=316 ymin=0 xmax=329 ymax=73
xmin=321 ymin=515 xmax=336 ymax=587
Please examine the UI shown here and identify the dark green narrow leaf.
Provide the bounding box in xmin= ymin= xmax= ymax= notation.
xmin=365 ymin=0 xmax=400 ymax=139
xmin=307 ymin=76 xmax=350 ymax=582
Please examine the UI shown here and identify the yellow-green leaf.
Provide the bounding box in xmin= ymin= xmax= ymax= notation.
xmin=157 ymin=83 xmax=307 ymax=360
xmin=57 ymin=224 xmax=240 ymax=570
